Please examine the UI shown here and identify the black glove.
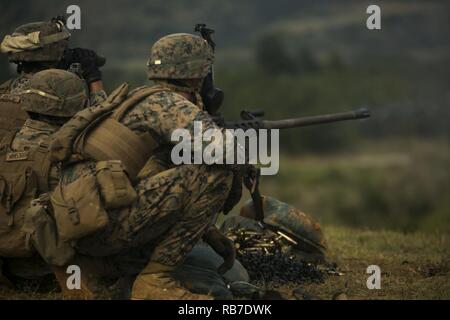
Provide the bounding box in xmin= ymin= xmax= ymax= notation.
xmin=210 ymin=113 xmax=225 ymax=127
xmin=243 ymin=164 xmax=260 ymax=192
xmin=203 ymin=226 xmax=236 ymax=274
xmin=222 ymin=171 xmax=243 ymax=215
xmin=70 ymin=48 xmax=104 ymax=83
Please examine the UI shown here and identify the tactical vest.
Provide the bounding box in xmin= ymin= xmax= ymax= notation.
xmin=0 ymin=80 xmax=28 ymax=140
xmin=0 ymin=132 xmax=52 ymax=257
xmin=50 ymin=84 xmax=169 ymax=180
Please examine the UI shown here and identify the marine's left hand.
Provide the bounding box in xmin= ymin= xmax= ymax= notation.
xmin=203 ymin=226 xmax=236 ymax=275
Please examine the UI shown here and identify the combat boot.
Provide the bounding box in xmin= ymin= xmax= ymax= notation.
xmin=131 ymin=262 xmax=212 ymax=300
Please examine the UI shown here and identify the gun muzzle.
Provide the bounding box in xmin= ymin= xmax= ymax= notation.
xmin=354 ymin=107 xmax=371 ymax=119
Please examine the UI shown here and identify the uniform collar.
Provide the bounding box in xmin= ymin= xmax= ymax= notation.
xmin=152 ymin=80 xmax=204 ymax=109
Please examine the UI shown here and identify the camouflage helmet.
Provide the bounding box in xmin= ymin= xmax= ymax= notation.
xmin=147 ymin=33 xmax=214 ymax=80
xmin=240 ymin=196 xmax=327 ymax=256
xmin=21 ymin=69 xmax=87 ymax=117
xmin=1 ymin=19 xmax=70 ymax=62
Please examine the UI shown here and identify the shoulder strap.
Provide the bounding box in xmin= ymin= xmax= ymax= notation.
xmin=30 ymin=144 xmax=52 ymax=192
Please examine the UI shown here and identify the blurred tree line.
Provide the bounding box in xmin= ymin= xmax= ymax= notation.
xmin=214 ymin=32 xmax=450 ymax=154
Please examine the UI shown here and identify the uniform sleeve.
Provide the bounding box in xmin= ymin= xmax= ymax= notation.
xmin=125 ymin=91 xmax=247 ymax=165
xmin=127 ymin=91 xmax=220 ymax=144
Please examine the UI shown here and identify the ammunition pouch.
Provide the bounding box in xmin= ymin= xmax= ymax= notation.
xmin=50 ymin=174 xmax=109 ymax=242
xmin=22 ymin=194 xmax=75 ymax=266
xmin=95 ymin=160 xmax=137 ymax=209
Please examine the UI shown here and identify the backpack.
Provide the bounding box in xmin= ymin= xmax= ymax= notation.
xmin=0 ymin=132 xmax=52 ymax=257
xmin=49 ymin=83 xmax=167 ymax=180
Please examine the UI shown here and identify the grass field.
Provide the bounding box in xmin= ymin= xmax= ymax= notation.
xmin=291 ymin=226 xmax=450 ymax=300
xmin=1 ymin=226 xmax=448 ymax=300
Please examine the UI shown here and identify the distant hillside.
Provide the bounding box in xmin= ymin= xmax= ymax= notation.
xmin=1 ymin=0 xmax=449 ymax=73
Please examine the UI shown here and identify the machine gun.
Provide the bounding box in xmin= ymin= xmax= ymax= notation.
xmin=194 ymin=23 xmax=371 ymax=223
xmin=221 ymin=107 xmax=371 ymax=223
xmin=214 ymin=107 xmax=371 ymax=130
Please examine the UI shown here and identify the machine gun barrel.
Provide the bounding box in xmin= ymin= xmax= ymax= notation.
xmin=222 ymin=107 xmax=371 ymax=130
xmin=260 ymin=108 xmax=370 ymax=129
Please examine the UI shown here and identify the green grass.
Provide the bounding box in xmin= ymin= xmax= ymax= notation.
xmin=295 ymin=226 xmax=450 ymax=300
xmin=1 ymin=226 xmax=448 ymax=300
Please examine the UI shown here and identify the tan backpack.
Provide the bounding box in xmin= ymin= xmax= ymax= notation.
xmin=0 ymin=132 xmax=51 ymax=257
xmin=45 ymin=84 xmax=168 ymax=243
xmin=49 ymin=83 xmax=166 ymax=180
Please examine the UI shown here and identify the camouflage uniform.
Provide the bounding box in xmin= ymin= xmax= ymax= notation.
xmin=10 ymin=119 xmax=61 ymax=189
xmin=70 ymin=85 xmax=234 ymax=267
xmin=54 ymin=34 xmax=236 ymax=299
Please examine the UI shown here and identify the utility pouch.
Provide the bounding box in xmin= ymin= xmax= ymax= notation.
xmin=50 ymin=174 xmax=109 ymax=242
xmin=22 ymin=194 xmax=75 ymax=266
xmin=95 ymin=160 xmax=137 ymax=209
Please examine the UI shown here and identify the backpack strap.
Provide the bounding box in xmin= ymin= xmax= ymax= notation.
xmin=31 ymin=143 xmax=53 ymax=192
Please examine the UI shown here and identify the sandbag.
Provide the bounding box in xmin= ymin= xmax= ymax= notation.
xmin=173 ymin=244 xmax=250 ymax=299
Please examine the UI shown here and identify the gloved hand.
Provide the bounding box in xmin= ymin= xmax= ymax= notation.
xmin=222 ymin=165 xmax=258 ymax=212
xmin=242 ymin=164 xmax=260 ymax=192
xmin=210 ymin=113 xmax=225 ymax=127
xmin=203 ymin=226 xmax=236 ymax=275
xmin=222 ymin=170 xmax=243 ymax=215
xmin=70 ymin=48 xmax=104 ymax=83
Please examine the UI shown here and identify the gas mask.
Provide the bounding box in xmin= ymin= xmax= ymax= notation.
xmin=196 ymin=23 xmax=225 ymax=115
xmin=201 ymin=69 xmax=224 ymax=115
